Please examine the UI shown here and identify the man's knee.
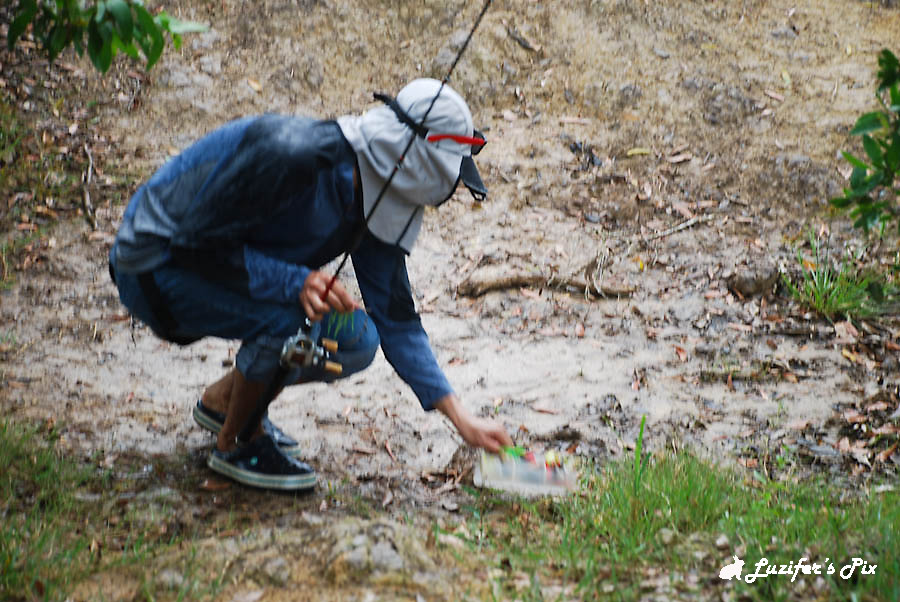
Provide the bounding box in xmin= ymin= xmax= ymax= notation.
xmin=331 ymin=312 xmax=379 ymax=378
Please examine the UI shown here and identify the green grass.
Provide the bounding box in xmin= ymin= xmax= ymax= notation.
xmin=782 ymin=234 xmax=899 ymax=321
xmin=0 ymin=419 xmax=227 ymax=602
xmin=452 ymin=452 xmax=899 ymax=601
xmin=0 ymin=420 xmax=95 ymax=600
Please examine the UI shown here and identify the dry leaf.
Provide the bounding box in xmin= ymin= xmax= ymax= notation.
xmin=841 ymin=348 xmax=859 ymax=363
xmin=575 ymin=323 xmax=585 ymax=338
xmin=385 ymin=440 xmax=397 ymax=463
xmin=199 ymin=478 xmax=231 ymax=492
xmin=764 ymin=89 xmax=785 ymax=102
xmin=872 ymin=424 xmax=900 ymax=436
xmin=843 ymin=410 xmax=867 ymax=424
xmin=531 ymin=403 xmax=560 ymax=415
xmin=667 ymin=152 xmax=693 ymax=164
xmin=866 ymin=401 xmax=889 ymax=413
xmin=672 ymin=201 xmax=694 ymax=219
xmin=626 ymin=147 xmax=650 ymax=156
xmin=382 ymin=489 xmax=394 ymax=508
xmin=230 ymin=591 xmax=265 ymax=602
xmin=247 ymin=78 xmax=262 ymax=93
xmin=673 ymin=345 xmax=688 ymax=362
xmin=876 ymin=443 xmax=898 ymax=464
xmin=786 ymin=419 xmax=809 ymax=431
xmin=833 ymin=321 xmax=859 ymax=343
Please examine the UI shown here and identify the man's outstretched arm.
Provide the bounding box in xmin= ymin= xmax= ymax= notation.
xmin=434 ymin=393 xmax=514 ymax=453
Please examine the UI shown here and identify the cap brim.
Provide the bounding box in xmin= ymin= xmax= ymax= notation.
xmin=460 ymin=156 xmax=487 ymax=201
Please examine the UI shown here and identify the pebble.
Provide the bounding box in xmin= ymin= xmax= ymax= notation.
xmin=261 ymin=556 xmax=290 ymax=586
xmin=156 ymin=569 xmax=184 ymax=589
xmin=657 ymin=528 xmax=676 ymax=545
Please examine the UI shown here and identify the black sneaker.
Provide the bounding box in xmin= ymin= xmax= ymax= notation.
xmin=207 ymin=434 xmax=316 ymax=491
xmin=192 ymin=400 xmax=301 ymax=456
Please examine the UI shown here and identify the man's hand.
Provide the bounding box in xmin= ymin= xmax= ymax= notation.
xmin=435 ymin=394 xmax=514 ymax=454
xmin=300 ymin=270 xmax=359 ymax=322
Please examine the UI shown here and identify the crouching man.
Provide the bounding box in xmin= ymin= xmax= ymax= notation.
xmin=109 ymin=79 xmax=513 ymax=490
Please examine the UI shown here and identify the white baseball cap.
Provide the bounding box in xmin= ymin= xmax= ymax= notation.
xmin=338 ymin=78 xmax=487 ymax=252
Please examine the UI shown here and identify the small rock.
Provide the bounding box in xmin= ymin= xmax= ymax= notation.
xmin=198 ymin=55 xmax=222 ymax=75
xmin=261 ymin=556 xmax=290 ymax=586
xmin=715 ymin=534 xmax=729 ymax=549
xmin=191 ymin=30 xmax=220 ymax=51
xmin=657 ymin=528 xmax=676 ymax=545
xmin=370 ymin=541 xmax=404 ymax=572
xmin=771 ymin=26 xmax=798 ymax=40
xmin=653 ymin=47 xmax=670 ymax=59
xmin=727 ymin=259 xmax=778 ymax=297
xmin=156 ymin=569 xmax=184 ymax=589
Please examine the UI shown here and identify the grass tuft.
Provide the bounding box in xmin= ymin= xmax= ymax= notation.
xmin=0 ymin=420 xmax=93 ymax=600
xmin=457 ymin=450 xmax=900 ymax=601
xmin=782 ymin=233 xmax=898 ymax=321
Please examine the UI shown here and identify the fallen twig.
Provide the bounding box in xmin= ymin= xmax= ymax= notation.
xmin=458 ymin=269 xmax=634 ymax=298
xmin=640 ymin=214 xmax=712 ymax=243
xmin=82 ymin=143 xmax=97 ymax=230
xmin=506 ymin=24 xmax=537 ymax=52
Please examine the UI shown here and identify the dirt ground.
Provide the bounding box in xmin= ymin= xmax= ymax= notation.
xmin=2 ymin=0 xmax=899 ymax=599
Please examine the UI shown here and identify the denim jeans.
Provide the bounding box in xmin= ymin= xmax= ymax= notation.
xmin=109 ymin=246 xmax=379 ymax=384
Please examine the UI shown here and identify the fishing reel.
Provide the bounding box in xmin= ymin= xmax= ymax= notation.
xmin=280 ymin=318 xmax=342 ymax=376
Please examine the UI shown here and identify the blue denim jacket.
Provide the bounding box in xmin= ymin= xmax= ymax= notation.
xmin=114 ymin=115 xmax=453 ymax=409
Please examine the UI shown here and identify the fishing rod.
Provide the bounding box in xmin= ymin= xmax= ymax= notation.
xmin=237 ymin=0 xmax=493 ymax=446
xmin=320 ymin=0 xmax=493 ymax=301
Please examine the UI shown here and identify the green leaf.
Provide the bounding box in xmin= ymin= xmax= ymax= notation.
xmin=862 ymin=134 xmax=884 ymax=167
xmin=851 ymin=112 xmax=886 ymax=136
xmin=106 ymin=0 xmax=133 ymax=43
xmin=156 ymin=13 xmax=208 ymax=35
xmin=877 ymin=49 xmax=900 ymax=92
xmin=852 ymin=204 xmax=882 ymax=232
xmin=72 ymin=27 xmax=84 ymax=56
xmin=829 ymin=195 xmax=853 ymax=209
xmin=113 ymin=35 xmax=139 ymax=60
xmin=95 ymin=0 xmax=106 ymax=22
xmin=890 ymin=83 xmax=900 ymax=110
xmin=133 ymin=3 xmax=164 ymax=69
xmin=47 ymin=24 xmax=69 ymax=61
xmin=842 ymin=151 xmax=869 ymax=170
xmin=86 ymin=19 xmax=112 ymax=73
xmin=66 ymin=0 xmax=82 ymax=23
xmin=849 ymin=166 xmax=868 ymax=189
xmin=8 ymin=0 xmax=39 ymax=52
xmin=886 ymin=132 xmax=900 ymax=171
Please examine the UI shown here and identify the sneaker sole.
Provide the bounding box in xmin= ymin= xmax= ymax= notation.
xmin=193 ymin=404 xmax=303 ymax=457
xmin=208 ymin=453 xmax=316 ymax=491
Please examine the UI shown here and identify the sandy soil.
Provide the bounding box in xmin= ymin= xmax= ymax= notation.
xmin=2 ymin=0 xmax=899 ymax=599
